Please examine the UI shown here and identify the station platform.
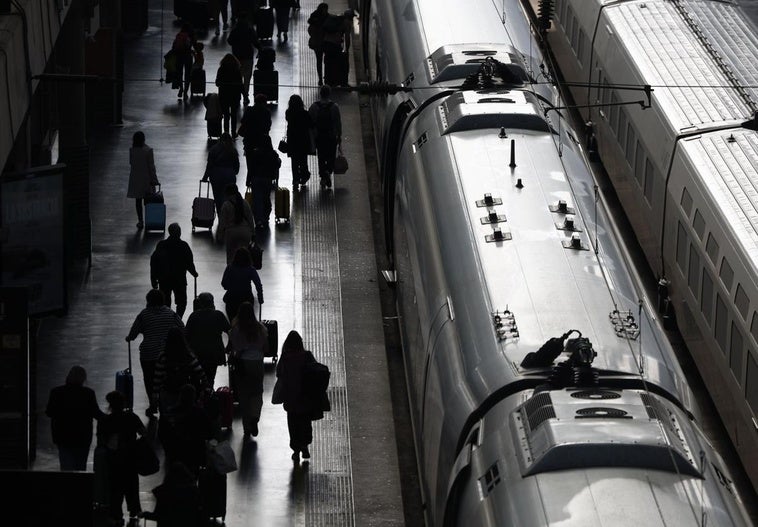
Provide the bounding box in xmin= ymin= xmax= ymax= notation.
xmin=30 ymin=1 xmax=410 ymax=525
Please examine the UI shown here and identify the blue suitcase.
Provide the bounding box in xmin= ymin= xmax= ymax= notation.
xmin=145 ymin=202 xmax=166 ymax=232
xmin=116 ymin=342 xmax=134 ymax=409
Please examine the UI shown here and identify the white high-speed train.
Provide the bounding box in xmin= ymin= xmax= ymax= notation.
xmin=545 ymin=0 xmax=758 ymax=492
xmin=357 ymin=0 xmax=755 ymax=524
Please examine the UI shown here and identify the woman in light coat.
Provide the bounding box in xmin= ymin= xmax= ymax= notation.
xmin=217 ymin=183 xmax=254 ymax=263
xmin=127 ymin=131 xmax=158 ymax=230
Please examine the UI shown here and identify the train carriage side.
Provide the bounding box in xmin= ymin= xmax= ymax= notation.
xmin=665 ymin=128 xmax=758 ymax=488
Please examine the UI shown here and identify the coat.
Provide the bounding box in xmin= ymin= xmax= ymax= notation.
xmin=127 ymin=145 xmax=157 ymax=198
xmin=150 ymin=236 xmax=198 ymax=288
xmin=46 ymin=384 xmax=103 ymax=447
xmin=275 ymin=348 xmax=316 ymax=414
xmin=185 ymin=308 xmax=231 ymax=365
xmin=285 ymin=107 xmax=314 ymax=156
xmin=216 ymin=62 xmax=243 ymax=108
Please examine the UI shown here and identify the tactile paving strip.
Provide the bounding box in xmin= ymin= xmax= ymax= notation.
xmin=295 ymin=1 xmax=356 ymax=525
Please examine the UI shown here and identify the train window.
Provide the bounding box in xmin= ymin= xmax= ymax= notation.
xmin=715 ymin=294 xmax=728 ymax=354
xmin=735 ymin=284 xmax=749 ymax=321
xmin=720 ymin=259 xmax=734 ymax=291
xmin=692 ymin=210 xmax=705 ymax=240
xmin=626 ymin=126 xmax=636 ymax=169
xmin=680 ymin=188 xmax=693 ymax=216
xmin=610 ymin=93 xmax=619 ymax=129
xmin=701 ymin=272 xmax=714 ymax=325
xmin=747 ymin=351 xmax=758 ymax=415
xmin=688 ymin=245 xmax=700 ymax=299
xmin=643 ymin=158 xmax=654 ymax=205
xmin=634 ymin=143 xmax=644 ymax=185
xmin=676 ymin=222 xmax=688 ymax=273
xmin=706 ymin=233 xmax=719 ymax=264
xmin=751 ymin=313 xmax=758 ymax=344
xmin=730 ymin=322 xmax=745 ymax=385
xmin=618 ymin=109 xmax=627 ymax=147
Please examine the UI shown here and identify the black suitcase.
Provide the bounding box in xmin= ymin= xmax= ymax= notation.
xmin=207 ymin=118 xmax=222 ymax=139
xmin=325 ymin=51 xmax=349 ymax=87
xmin=199 ymin=466 xmax=227 ymax=521
xmin=192 ymin=180 xmax=216 ymax=230
xmin=256 ymin=6 xmax=274 ymax=40
xmin=259 ymin=305 xmax=278 ymax=361
xmin=253 ymin=69 xmax=278 ymax=104
xmin=257 ymin=46 xmax=276 ymax=69
xmin=190 ymin=68 xmax=206 ymax=99
xmin=116 ymin=342 xmax=135 ymax=410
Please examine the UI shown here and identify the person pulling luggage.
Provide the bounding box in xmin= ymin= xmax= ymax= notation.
xmin=217 ymin=184 xmax=255 ymax=264
xmin=308 ymin=85 xmax=342 ymax=189
xmin=203 ymin=133 xmax=240 ymax=214
xmin=221 ymin=246 xmax=263 ymax=321
xmin=246 ymin=134 xmax=281 ymax=229
xmin=150 ymin=223 xmax=199 ymax=318
xmin=185 ymin=292 xmax=231 ymax=388
xmin=285 ymin=94 xmax=314 ymax=190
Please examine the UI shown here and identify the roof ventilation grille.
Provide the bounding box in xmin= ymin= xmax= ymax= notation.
xmin=521 ymin=392 xmax=555 ymax=432
xmin=575 ymin=407 xmax=632 ymax=419
xmin=570 ymin=389 xmax=621 ymax=400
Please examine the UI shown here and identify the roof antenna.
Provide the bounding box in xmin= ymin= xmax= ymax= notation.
xmin=499 ymin=127 xmax=507 ymax=138
xmin=509 ymin=139 xmax=517 ymax=168
xmin=515 ymin=178 xmax=523 ymax=189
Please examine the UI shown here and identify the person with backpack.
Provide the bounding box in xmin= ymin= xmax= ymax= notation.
xmin=150 ymin=223 xmax=199 ymax=318
xmin=321 ymin=10 xmax=352 ymax=87
xmin=228 ymin=301 xmax=268 ymax=439
xmin=275 ymin=331 xmax=316 ymax=462
xmin=245 ymin=134 xmax=281 ymax=229
xmin=226 ymin=17 xmax=261 ymax=105
xmin=307 ymin=3 xmax=330 ymax=86
xmin=126 ymin=289 xmax=185 ymax=417
xmin=285 ymin=94 xmax=314 ymax=190
xmin=308 ymin=84 xmax=342 ymax=189
xmin=153 ymin=327 xmax=208 ymax=417
xmin=173 ymin=23 xmax=196 ymax=99
xmin=185 ymin=292 xmax=231 ymax=387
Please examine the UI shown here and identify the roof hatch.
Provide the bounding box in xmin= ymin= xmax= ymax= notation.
xmin=426 ymin=44 xmax=528 ymax=84
xmin=437 ymin=91 xmax=550 ymax=134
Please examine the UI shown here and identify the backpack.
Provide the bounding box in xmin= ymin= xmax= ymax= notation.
xmin=315 ymin=102 xmax=334 ymax=139
xmin=172 ymin=32 xmax=191 ymax=53
xmin=322 ymin=14 xmax=343 ymax=34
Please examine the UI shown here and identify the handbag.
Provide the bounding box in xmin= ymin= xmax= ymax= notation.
xmin=207 ymin=439 xmax=237 ymax=474
xmin=333 ymin=146 xmax=348 ymax=174
xmin=133 ymin=436 xmax=160 ymax=476
xmin=278 ymin=138 xmax=288 ymax=154
xmin=271 ymin=378 xmax=284 ymax=405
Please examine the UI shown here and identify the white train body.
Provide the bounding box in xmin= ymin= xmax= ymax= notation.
xmin=547 ymin=0 xmax=758 ymax=491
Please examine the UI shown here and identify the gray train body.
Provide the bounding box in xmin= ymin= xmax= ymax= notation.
xmin=360 ymin=0 xmax=755 ymax=525
xmin=546 ymin=0 xmax=758 ymax=491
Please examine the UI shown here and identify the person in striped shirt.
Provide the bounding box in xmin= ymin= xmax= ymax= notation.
xmin=152 ymin=327 xmax=208 ymax=417
xmin=126 ymin=289 xmax=185 ymax=417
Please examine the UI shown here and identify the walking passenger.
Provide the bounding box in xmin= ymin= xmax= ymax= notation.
xmin=272 ymin=0 xmax=293 ymax=41
xmin=216 ymin=54 xmax=244 ymax=137
xmin=217 ymin=183 xmax=255 ymax=263
xmin=221 ymin=246 xmax=263 ymax=321
xmin=307 ymin=3 xmax=330 ymax=86
xmin=173 ymin=23 xmax=196 ymax=99
xmin=45 ymin=366 xmax=104 ymax=471
xmin=96 ymin=390 xmax=147 ymax=526
xmin=202 ymin=133 xmax=240 ymax=214
xmin=227 ymin=18 xmax=261 ymax=105
xmin=276 ymin=330 xmax=316 ymax=462
xmin=150 ymin=461 xmax=203 ymax=526
xmin=150 ymin=223 xmax=199 ymax=318
xmin=308 ymin=85 xmax=342 ymax=189
xmin=246 ymin=134 xmax=281 ymax=228
xmin=228 ymin=301 xmax=268 ymax=438
xmin=160 ymin=384 xmax=214 ymax=476
xmin=211 ymin=0 xmax=230 ymax=36
xmin=285 ymin=94 xmax=314 ymax=190
xmin=127 ymin=131 xmax=159 ymax=230
xmin=185 ymin=292 xmax=231 ymax=387
xmin=238 ymin=93 xmax=272 ymax=152
xmin=125 ymin=289 xmax=185 ymax=418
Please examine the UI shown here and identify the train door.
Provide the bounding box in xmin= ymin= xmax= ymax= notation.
xmin=383 ymin=101 xmax=413 ymax=262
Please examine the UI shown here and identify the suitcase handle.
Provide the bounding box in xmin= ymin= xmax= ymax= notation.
xmin=199 ymin=179 xmax=211 ymax=198
xmin=194 ymin=275 xmax=198 ymax=299
xmin=127 ymin=341 xmax=132 ymax=373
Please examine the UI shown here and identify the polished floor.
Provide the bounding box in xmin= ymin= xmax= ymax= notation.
xmin=32 ymin=1 xmax=406 ymax=525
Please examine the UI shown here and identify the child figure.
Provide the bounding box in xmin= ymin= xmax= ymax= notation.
xmin=193 ymin=42 xmax=205 ymax=70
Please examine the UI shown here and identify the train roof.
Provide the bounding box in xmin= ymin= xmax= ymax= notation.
xmin=603 ymin=1 xmax=755 ymax=130
xmin=680 ymin=129 xmax=758 ymax=267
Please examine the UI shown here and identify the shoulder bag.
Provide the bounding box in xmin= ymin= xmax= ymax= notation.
xmin=333 ymin=145 xmax=348 ymax=174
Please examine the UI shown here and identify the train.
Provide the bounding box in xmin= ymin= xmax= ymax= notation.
xmin=544 ymin=0 xmax=758 ymax=492
xmin=357 ymin=0 xmax=755 ymax=524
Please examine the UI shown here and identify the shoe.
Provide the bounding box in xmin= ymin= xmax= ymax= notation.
xmin=177 ymin=91 xmax=183 ymax=98
xmin=291 ymin=451 xmax=300 ymax=462
xmin=223 ymin=22 xmax=229 ymax=29
xmin=136 ymin=221 xmax=144 ymax=229
xmin=283 ymin=33 xmax=288 ymax=42
xmin=318 ymin=79 xmax=323 ymax=86
xmin=251 ymin=423 xmax=259 ymax=436
xmin=302 ymin=448 xmax=310 ymax=459
xmin=145 ymin=406 xmax=157 ymax=417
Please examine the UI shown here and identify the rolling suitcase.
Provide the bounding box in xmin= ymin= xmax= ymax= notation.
xmin=256 ymin=6 xmax=274 ymax=40
xmin=257 ymin=46 xmax=276 ymax=69
xmin=215 ymin=386 xmax=234 ymax=429
xmin=192 ymin=180 xmax=216 ymax=231
xmin=144 ymin=202 xmax=167 ymax=232
xmin=116 ymin=342 xmax=135 ymax=410
xmin=325 ymin=51 xmax=349 ymax=87
xmin=190 ymin=68 xmax=206 ymax=99
xmin=253 ymin=69 xmax=278 ymax=105
xmin=207 ymin=118 xmax=222 ymax=140
xmin=274 ymin=186 xmax=290 ymax=224
xmin=199 ymin=466 xmax=227 ymax=522
xmin=260 ymin=305 xmax=278 ymax=361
